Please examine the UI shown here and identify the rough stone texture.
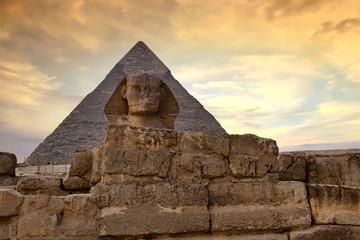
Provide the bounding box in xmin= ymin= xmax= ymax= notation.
xmin=210 ymin=203 xmax=311 ymax=233
xmin=26 ymin=41 xmax=225 ymax=165
xmin=0 ymin=175 xmax=17 ymax=186
xmin=0 ymin=223 xmax=9 ymax=240
xmin=100 ymin=205 xmax=209 ymax=237
xmin=278 ymin=154 xmax=306 ymax=181
xmin=306 ymin=153 xmax=360 ymax=187
xmin=0 ymin=151 xmax=17 ymax=176
xmin=0 ymin=189 xmax=23 ymax=217
xmin=208 ymin=181 xmax=311 ymax=233
xmin=209 ymin=181 xmax=308 ymax=206
xmin=160 ymin=234 xmax=288 ymax=240
xmin=16 ymin=194 xmax=98 ymax=238
xmin=94 ymin=182 xmax=209 ymax=238
xmin=63 ymin=150 xmax=93 ymax=190
xmin=92 ymin=182 xmax=208 ymax=208
xmin=308 ymin=184 xmax=360 ymax=225
xmin=16 ymin=176 xmax=67 ymax=195
xmin=229 ymin=134 xmax=279 ymax=179
xmin=289 ymin=225 xmax=360 ymax=240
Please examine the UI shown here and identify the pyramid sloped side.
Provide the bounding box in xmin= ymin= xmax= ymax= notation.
xmin=25 ymin=42 xmax=225 ymax=165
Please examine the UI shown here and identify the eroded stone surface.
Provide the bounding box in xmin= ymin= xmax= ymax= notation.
xmin=210 ymin=202 xmax=311 ymax=233
xmin=16 ymin=176 xmax=67 ymax=196
xmin=308 ymin=184 xmax=360 ymax=225
xmin=100 ymin=205 xmax=209 ymax=237
xmin=160 ymin=234 xmax=288 ymax=240
xmin=0 ymin=152 xmax=17 ymax=176
xmin=307 ymin=154 xmax=360 ymax=187
xmin=290 ymin=225 xmax=360 ymax=240
xmin=0 ymin=189 xmax=23 ymax=217
xmin=278 ymin=154 xmax=306 ymax=181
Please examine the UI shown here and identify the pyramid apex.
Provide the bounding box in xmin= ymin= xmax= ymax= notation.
xmin=115 ymin=41 xmax=169 ymax=76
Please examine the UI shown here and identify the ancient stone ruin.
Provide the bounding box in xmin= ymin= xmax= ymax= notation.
xmin=0 ymin=43 xmax=359 ymax=239
xmin=26 ymin=41 xmax=225 ymax=165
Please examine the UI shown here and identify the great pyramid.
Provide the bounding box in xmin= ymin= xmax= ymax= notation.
xmin=26 ymin=41 xmax=226 ymax=165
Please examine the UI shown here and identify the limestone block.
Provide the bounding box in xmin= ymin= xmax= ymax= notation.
xmin=278 ymin=154 xmax=306 ymax=181
xmin=209 ymin=181 xmax=308 ymax=206
xmin=17 ymin=211 xmax=58 ymax=237
xmin=208 ymin=181 xmax=311 ymax=233
xmin=104 ymin=144 xmax=173 ymax=177
xmin=105 ymin=124 xmax=177 ymax=148
xmin=16 ymin=176 xmax=67 ymax=195
xmin=57 ymin=194 xmax=98 ymax=237
xmin=63 ymin=150 xmax=93 ymax=190
xmin=170 ymin=153 xmax=228 ymax=183
xmin=0 ymin=189 xmax=23 ymax=217
xmin=289 ymin=225 xmax=360 ymax=240
xmin=0 ymin=151 xmax=17 ymax=176
xmin=0 ymin=223 xmax=9 ymax=240
xmin=307 ymin=154 xmax=360 ymax=187
xmin=63 ymin=176 xmax=91 ymax=190
xmin=177 ymin=131 xmax=229 ymax=157
xmin=92 ymin=182 xmax=208 ymax=208
xmin=0 ymin=175 xmax=17 ymax=186
xmin=210 ymin=202 xmax=311 ymax=233
xmin=230 ymin=134 xmax=278 ymax=158
xmin=308 ymin=184 xmax=360 ymax=225
xmin=99 ymin=205 xmax=209 ymax=237
xmin=160 ymin=233 xmax=288 ymax=240
xmin=229 ymin=154 xmax=278 ymax=178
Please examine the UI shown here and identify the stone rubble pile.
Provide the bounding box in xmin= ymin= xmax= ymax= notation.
xmin=1 ymin=127 xmax=359 ymax=239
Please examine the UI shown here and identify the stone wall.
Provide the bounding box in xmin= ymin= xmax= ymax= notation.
xmin=0 ymin=127 xmax=359 ymax=239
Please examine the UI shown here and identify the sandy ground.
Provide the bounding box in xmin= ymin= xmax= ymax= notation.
xmin=16 ymin=164 xmax=69 ymax=177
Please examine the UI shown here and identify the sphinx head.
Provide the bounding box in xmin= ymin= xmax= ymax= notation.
xmin=121 ymin=74 xmax=165 ymax=116
xmin=104 ymin=73 xmax=179 ymax=129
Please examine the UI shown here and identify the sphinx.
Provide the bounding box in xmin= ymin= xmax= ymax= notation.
xmin=104 ymin=73 xmax=179 ymax=129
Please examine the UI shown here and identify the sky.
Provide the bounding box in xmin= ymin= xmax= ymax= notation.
xmin=1 ymin=0 xmax=360 ymax=161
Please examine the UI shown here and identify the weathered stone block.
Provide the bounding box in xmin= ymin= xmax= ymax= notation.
xmin=0 ymin=151 xmax=17 ymax=176
xmin=63 ymin=176 xmax=91 ymax=190
xmin=229 ymin=154 xmax=278 ymax=178
xmin=160 ymin=234 xmax=288 ymax=240
xmin=0 ymin=175 xmax=17 ymax=186
xmin=278 ymin=154 xmax=306 ymax=181
xmin=104 ymin=144 xmax=173 ymax=177
xmin=92 ymin=182 xmax=208 ymax=208
xmin=57 ymin=194 xmax=99 ymax=237
xmin=18 ymin=211 xmax=58 ymax=237
xmin=0 ymin=189 xmax=23 ymax=217
xmin=209 ymin=181 xmax=307 ymax=206
xmin=105 ymin=124 xmax=177 ymax=148
xmin=0 ymin=223 xmax=9 ymax=240
xmin=308 ymin=184 xmax=360 ymax=225
xmin=210 ymin=202 xmax=311 ymax=233
xmin=177 ymin=131 xmax=229 ymax=157
xmin=99 ymin=205 xmax=209 ymax=237
xmin=289 ymin=225 xmax=360 ymax=240
xmin=307 ymin=154 xmax=360 ymax=187
xmin=170 ymin=153 xmax=228 ymax=183
xmin=16 ymin=176 xmax=67 ymax=195
xmin=230 ymin=134 xmax=278 ymax=158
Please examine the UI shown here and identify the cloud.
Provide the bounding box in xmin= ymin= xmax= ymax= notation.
xmin=315 ymin=18 xmax=360 ymax=35
xmin=0 ymin=60 xmax=82 ymax=137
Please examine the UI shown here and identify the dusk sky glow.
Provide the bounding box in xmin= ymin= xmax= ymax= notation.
xmin=1 ymin=0 xmax=360 ymax=161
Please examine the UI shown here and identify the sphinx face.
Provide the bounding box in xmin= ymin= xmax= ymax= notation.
xmin=125 ymin=75 xmax=162 ymax=115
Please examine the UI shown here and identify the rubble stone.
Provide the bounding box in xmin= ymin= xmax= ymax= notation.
xmin=0 ymin=152 xmax=17 ymax=176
